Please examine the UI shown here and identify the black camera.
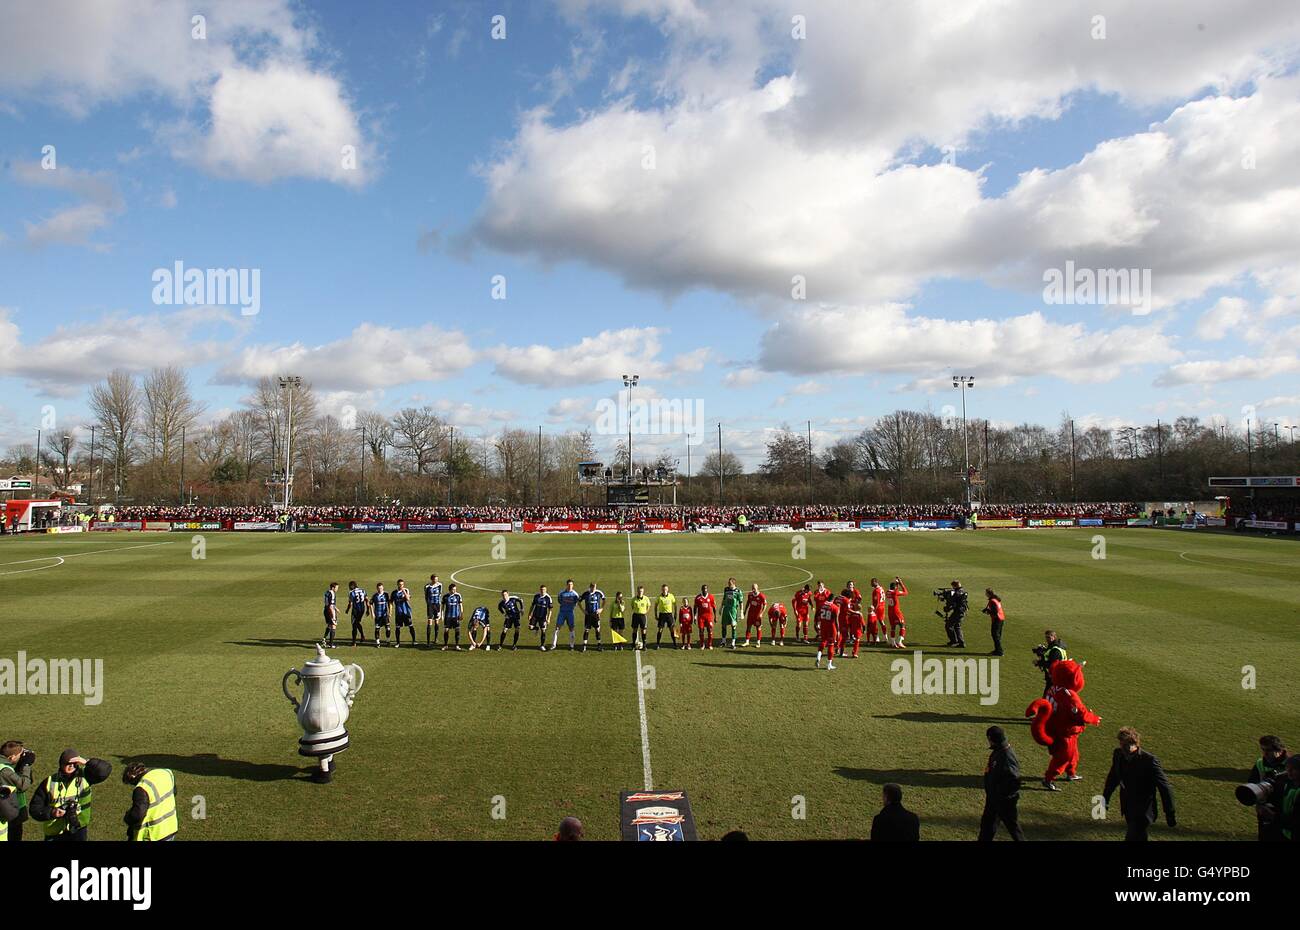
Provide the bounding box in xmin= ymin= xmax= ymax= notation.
xmin=18 ymin=748 xmax=35 ymax=768
xmin=61 ymin=799 xmax=80 ymax=821
xmin=1235 ymin=774 xmax=1287 ymax=808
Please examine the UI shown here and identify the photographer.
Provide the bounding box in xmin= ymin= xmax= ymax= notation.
xmin=934 ymin=580 xmax=968 ymax=648
xmin=0 ymin=740 xmax=35 ymax=841
xmin=1239 ymin=751 xmax=1300 ymax=842
xmin=1033 ymin=630 xmax=1068 ymax=696
xmin=1249 ymin=736 xmax=1289 ymax=841
xmin=122 ymin=762 xmax=178 ymax=841
xmin=28 ymin=748 xmax=112 ymax=841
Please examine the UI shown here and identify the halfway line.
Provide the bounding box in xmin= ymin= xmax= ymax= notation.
xmin=627 ymin=532 xmax=653 ymax=791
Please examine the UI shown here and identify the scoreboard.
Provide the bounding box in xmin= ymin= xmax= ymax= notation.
xmin=607 ymin=484 xmax=650 ymax=505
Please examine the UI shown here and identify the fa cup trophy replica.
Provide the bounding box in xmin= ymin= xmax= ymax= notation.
xmin=282 ymin=645 xmax=364 ymax=783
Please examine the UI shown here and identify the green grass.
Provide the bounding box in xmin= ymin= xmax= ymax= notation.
xmin=2 ymin=527 xmax=1296 ymax=840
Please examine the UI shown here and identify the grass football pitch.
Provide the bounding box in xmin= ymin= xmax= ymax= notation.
xmin=2 ymin=527 xmax=1296 ymax=841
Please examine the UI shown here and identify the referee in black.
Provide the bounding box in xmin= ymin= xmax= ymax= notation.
xmin=979 ymin=726 xmax=1025 ymax=841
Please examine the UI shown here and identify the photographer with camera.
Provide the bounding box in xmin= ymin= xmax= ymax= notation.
xmin=0 ymin=740 xmax=35 ymax=841
xmin=122 ymin=762 xmax=179 ymax=841
xmin=1237 ymin=744 xmax=1300 ymax=842
xmin=28 ymin=748 xmax=112 ymax=841
xmin=933 ymin=580 xmax=968 ymax=648
xmin=1032 ymin=630 xmax=1068 ymax=696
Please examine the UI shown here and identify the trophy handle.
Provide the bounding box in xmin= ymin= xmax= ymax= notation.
xmin=282 ymin=668 xmax=302 ymax=709
xmin=343 ymin=664 xmax=364 ymax=705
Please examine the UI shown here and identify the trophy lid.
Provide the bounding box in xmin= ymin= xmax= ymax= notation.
xmin=297 ymin=643 xmax=346 ymax=677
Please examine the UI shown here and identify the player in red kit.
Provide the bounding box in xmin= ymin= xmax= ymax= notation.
xmin=694 ymin=584 xmax=717 ymax=650
xmin=868 ymin=578 xmax=887 ymax=644
xmin=677 ymin=599 xmax=694 ymax=649
xmin=767 ymin=600 xmax=788 ymax=645
xmin=842 ymin=585 xmax=865 ymax=657
xmin=813 ymin=580 xmax=832 ymax=612
xmin=886 ymin=577 xmax=908 ymax=649
xmin=741 ymin=583 xmax=767 ymax=647
xmin=792 ymin=584 xmax=812 ymax=642
xmin=815 ymin=596 xmax=839 ymax=670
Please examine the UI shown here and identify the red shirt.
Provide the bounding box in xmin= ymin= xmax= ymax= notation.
xmin=886 ymin=583 xmax=908 ymax=620
xmin=767 ymin=602 xmax=787 ymax=621
xmin=987 ymin=597 xmax=1004 ymax=621
xmin=813 ymin=587 xmax=832 ymax=609
xmin=678 ymin=604 xmax=693 ymax=626
xmin=816 ymin=600 xmax=840 ymax=638
xmin=745 ymin=591 xmax=767 ymax=621
xmin=694 ymin=593 xmax=716 ymax=621
xmin=871 ymin=585 xmax=886 ymax=617
xmin=792 ymin=589 xmax=812 ymax=615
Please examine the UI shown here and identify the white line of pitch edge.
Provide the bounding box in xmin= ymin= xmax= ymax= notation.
xmin=627 ymin=532 xmax=653 ymax=791
xmin=0 ymin=541 xmax=173 ymax=568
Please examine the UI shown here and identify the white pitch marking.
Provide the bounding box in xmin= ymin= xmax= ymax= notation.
xmin=0 ymin=541 xmax=172 ymax=576
xmin=627 ymin=532 xmax=653 ymax=792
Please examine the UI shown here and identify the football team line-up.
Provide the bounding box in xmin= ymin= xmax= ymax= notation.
xmin=321 ymin=574 xmax=1001 ymax=670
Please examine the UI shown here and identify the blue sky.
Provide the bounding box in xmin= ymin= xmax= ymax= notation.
xmin=2 ymin=0 xmax=1299 ymax=469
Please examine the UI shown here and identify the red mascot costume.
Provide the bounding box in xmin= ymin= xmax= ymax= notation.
xmin=1025 ymin=659 xmax=1101 ymax=789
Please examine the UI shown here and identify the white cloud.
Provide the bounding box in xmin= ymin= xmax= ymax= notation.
xmin=216 ymin=324 xmax=474 ymax=391
xmin=0 ymin=0 xmax=371 ymax=186
xmin=759 ymin=303 xmax=1173 ymax=385
xmin=9 ymin=161 xmax=124 ymax=249
xmin=1195 ymin=297 xmax=1249 ymax=341
xmin=488 ymin=326 xmax=700 ymax=387
xmin=474 ymin=1 xmax=1300 ymax=314
xmin=1156 ymin=355 xmax=1300 ymax=386
xmin=0 ymin=306 xmax=241 ymax=395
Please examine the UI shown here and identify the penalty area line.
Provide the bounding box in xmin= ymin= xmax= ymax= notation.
xmin=627 ymin=532 xmax=653 ymax=791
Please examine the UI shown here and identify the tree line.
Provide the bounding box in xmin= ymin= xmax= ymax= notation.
xmin=1 ymin=368 xmax=1292 ymax=506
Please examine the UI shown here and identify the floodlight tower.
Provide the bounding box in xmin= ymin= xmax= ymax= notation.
xmin=952 ymin=375 xmax=975 ymax=510
xmin=622 ymin=374 xmax=639 ymax=481
xmin=278 ymin=376 xmax=303 ymax=510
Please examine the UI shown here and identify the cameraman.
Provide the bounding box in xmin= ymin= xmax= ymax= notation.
xmin=936 ymin=580 xmax=968 ymax=648
xmin=0 ymin=740 xmax=34 ymax=841
xmin=1249 ymin=736 xmax=1289 ymax=841
xmin=28 ymin=748 xmax=112 ymax=841
xmin=1033 ymin=630 xmax=1067 ymax=696
xmin=1251 ymin=754 xmax=1300 ymax=842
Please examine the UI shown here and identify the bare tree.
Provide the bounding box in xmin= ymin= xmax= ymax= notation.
xmin=88 ymin=369 xmax=142 ymax=493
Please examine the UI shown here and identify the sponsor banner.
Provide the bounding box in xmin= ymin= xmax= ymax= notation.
xmin=171 ymin=522 xmax=222 ymax=531
xmin=1206 ymin=517 xmax=1227 ymax=527
xmin=459 ymin=522 xmax=512 ymax=532
xmin=523 ymin=521 xmax=629 ymax=533
xmin=1077 ymin=518 xmax=1104 ymax=527
xmin=233 ymin=521 xmax=280 ymax=531
xmin=694 ymin=525 xmax=735 ymax=533
xmin=619 ymin=790 xmax=698 ymax=842
xmin=805 ymin=520 xmax=858 ymax=532
xmin=1126 ymin=518 xmax=1153 ymax=526
xmin=860 ymin=520 xmax=910 ymax=529
xmin=1244 ymin=519 xmax=1289 ymax=530
xmin=976 ymin=518 xmax=1023 ymax=528
xmin=298 ymin=521 xmax=345 ymax=532
xmin=406 ymin=523 xmax=459 ymax=532
xmin=1027 ymin=518 xmax=1075 ymax=527
xmin=91 ymin=521 xmax=142 ymax=531
xmin=1102 ymin=518 xmax=1129 ymax=526
xmin=45 ymin=525 xmax=84 ymax=534
xmin=910 ymin=519 xmax=959 ymax=529
xmin=142 ymin=520 xmax=173 ymax=531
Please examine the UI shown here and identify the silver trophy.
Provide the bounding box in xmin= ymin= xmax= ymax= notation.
xmin=282 ymin=644 xmax=364 ymax=783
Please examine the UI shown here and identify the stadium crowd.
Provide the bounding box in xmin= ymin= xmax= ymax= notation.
xmin=109 ymin=501 xmax=1141 ymax=524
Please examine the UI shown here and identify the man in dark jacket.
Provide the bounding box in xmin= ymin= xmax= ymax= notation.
xmin=27 ymin=748 xmax=113 ymax=841
xmin=979 ymin=726 xmax=1025 ymax=841
xmin=1248 ymin=735 xmax=1288 ymax=841
xmin=1102 ymin=727 xmax=1175 ymax=841
xmin=870 ymin=783 xmax=920 ymax=841
xmin=0 ymin=740 xmax=35 ymax=841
